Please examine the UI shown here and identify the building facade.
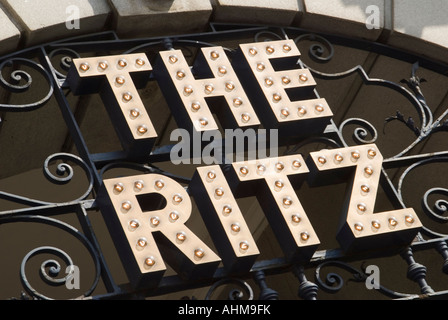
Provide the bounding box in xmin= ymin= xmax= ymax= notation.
xmin=0 ymin=0 xmax=448 ymax=302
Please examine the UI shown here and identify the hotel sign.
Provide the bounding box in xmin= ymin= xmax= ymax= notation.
xmin=66 ymin=40 xmax=422 ymax=288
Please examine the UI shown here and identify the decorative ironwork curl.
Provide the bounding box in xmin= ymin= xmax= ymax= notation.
xmin=48 ymin=48 xmax=81 ymax=80
xmin=5 ymin=215 xmax=101 ymax=300
xmin=0 ymin=153 xmax=94 ymax=208
xmin=315 ymin=261 xmax=412 ymax=299
xmin=0 ymin=58 xmax=54 ymax=111
xmin=205 ymin=278 xmax=254 ymax=300
xmin=423 ymin=188 xmax=448 ymax=223
xmin=254 ymin=31 xmax=283 ymax=43
xmin=338 ymin=118 xmax=378 ymax=146
xmin=397 ymin=156 xmax=448 ymax=237
xmin=294 ymin=34 xmax=335 ymax=62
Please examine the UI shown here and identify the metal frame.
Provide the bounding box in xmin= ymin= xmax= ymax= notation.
xmin=1 ymin=23 xmax=448 ymax=300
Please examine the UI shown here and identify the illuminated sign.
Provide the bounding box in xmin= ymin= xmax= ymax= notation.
xmin=68 ymin=40 xmax=422 ymax=289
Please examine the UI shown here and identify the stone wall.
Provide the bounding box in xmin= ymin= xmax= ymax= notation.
xmin=0 ymin=0 xmax=447 ymax=64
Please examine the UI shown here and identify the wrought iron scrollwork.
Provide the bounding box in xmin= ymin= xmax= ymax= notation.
xmin=294 ymin=34 xmax=335 ymax=62
xmin=4 ymin=215 xmax=102 ymax=300
xmin=48 ymin=48 xmax=81 ymax=82
xmin=315 ymin=261 xmax=412 ymax=299
xmin=0 ymin=58 xmax=54 ymax=111
xmin=0 ymin=153 xmax=94 ymax=207
xmin=205 ymin=278 xmax=254 ymax=300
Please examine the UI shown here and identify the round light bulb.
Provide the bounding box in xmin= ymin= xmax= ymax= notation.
xmin=79 ymin=62 xmax=90 ymax=71
xmin=292 ymin=160 xmax=302 ymax=169
xmin=361 ymin=185 xmax=370 ymax=194
xmin=368 ymin=148 xmax=377 ymax=158
xmin=176 ymin=70 xmax=186 ymax=79
xmin=282 ymin=76 xmax=291 ymax=85
xmin=351 ymin=151 xmax=361 ymax=160
xmin=169 ymin=55 xmax=178 ymax=64
xmin=354 ymin=223 xmax=364 ymax=232
xmin=218 ymin=66 xmax=227 ymax=75
xmin=145 ymin=257 xmax=155 ymax=267
xmin=194 ymin=249 xmax=205 ymax=259
xmin=315 ymin=104 xmax=324 ymax=113
xmin=130 ymin=108 xmax=140 ymax=119
xmin=129 ymin=220 xmax=140 ymax=230
xmin=283 ymin=197 xmax=293 ymax=207
xmin=364 ymin=166 xmax=374 ymax=176
xmin=266 ymin=46 xmax=275 ymax=54
xmin=222 ymin=205 xmax=232 ymax=215
xmin=184 ymin=85 xmax=193 ymax=95
xmin=136 ymin=58 xmax=145 ymax=66
xmin=134 ymin=180 xmax=145 ymax=190
xmin=207 ymin=171 xmax=216 ymax=180
xmin=154 ymin=180 xmax=164 ymax=189
xmin=280 ymin=108 xmax=290 ymax=118
xmin=118 ymin=59 xmax=127 ymax=68
xmin=113 ymin=183 xmax=124 ymax=193
xmin=215 ymin=187 xmax=224 ymax=197
xmin=273 ymin=93 xmax=282 ymax=102
xmin=98 ymin=61 xmax=108 ymax=70
xmin=292 ymin=215 xmax=301 ymax=224
xmin=249 ymin=48 xmax=258 ymax=56
xmin=256 ymin=63 xmax=265 ymax=72
xmin=298 ymin=106 xmax=307 ymax=117
xmin=115 ymin=76 xmax=125 ymax=85
xmin=405 ymin=215 xmax=415 ymax=224
xmin=265 ymin=77 xmax=274 ymax=87
xmin=173 ymin=194 xmax=183 ymax=204
xmin=150 ymin=217 xmax=160 ymax=226
xmin=334 ymin=153 xmax=344 ymax=163
xmin=123 ymin=92 xmax=133 ymax=102
xmin=389 ymin=218 xmax=398 ymax=227
xmin=283 ymin=44 xmax=291 ymax=52
xmin=191 ymin=102 xmax=201 ymax=112
xmin=276 ymin=162 xmax=285 ymax=171
xmin=205 ymin=84 xmax=214 ymax=94
xmin=210 ymin=51 xmax=220 ymax=60
xmin=372 ymin=220 xmax=381 ymax=230
xmin=318 ymin=156 xmax=327 ymax=165
xmin=299 ymin=74 xmax=308 ymax=83
xmin=177 ymin=232 xmax=186 ymax=242
xmin=225 ymin=82 xmax=235 ymax=91
xmin=122 ymin=201 xmax=132 ymax=211
xmin=241 ymin=113 xmax=251 ymax=123
xmin=137 ymin=125 xmax=148 ymax=134
xmin=275 ymin=180 xmax=284 ymax=189
xmin=233 ymin=98 xmax=243 ymax=107
xmin=239 ymin=241 xmax=249 ymax=251
xmin=240 ymin=167 xmax=249 ymax=176
xmin=169 ymin=211 xmax=179 ymax=221
xmin=199 ymin=118 xmax=208 ymax=127
xmin=357 ymin=203 xmax=367 ymax=213
xmin=231 ymin=224 xmax=241 ymax=233
xmin=300 ymin=232 xmax=310 ymax=241
xmin=137 ymin=238 xmax=147 ymax=248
